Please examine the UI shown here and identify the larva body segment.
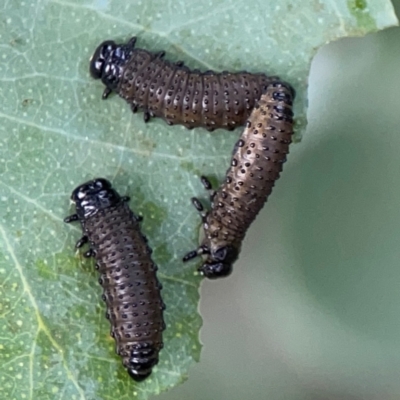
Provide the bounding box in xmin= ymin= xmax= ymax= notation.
xmin=90 ymin=37 xmax=289 ymax=131
xmin=64 ymin=178 xmax=165 ymax=381
xmin=183 ymin=81 xmax=295 ymax=278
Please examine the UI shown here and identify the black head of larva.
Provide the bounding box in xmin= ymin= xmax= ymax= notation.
xmin=199 ymin=245 xmax=239 ymax=279
xmin=89 ymin=40 xmax=116 ymax=79
xmin=90 ymin=38 xmax=135 ymax=92
xmin=71 ymin=178 xmax=121 ymax=219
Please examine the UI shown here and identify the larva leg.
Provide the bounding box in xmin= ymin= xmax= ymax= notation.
xmin=131 ymin=104 xmax=138 ymax=113
xmin=143 ymin=111 xmax=151 ymax=123
xmin=64 ymin=214 xmax=79 ymax=223
xmin=121 ymin=196 xmax=130 ymax=202
xmin=183 ymin=250 xmax=198 ymax=262
xmin=191 ymin=197 xmax=208 ymax=221
xmin=200 ymin=176 xmax=212 ymax=190
xmin=84 ymin=248 xmax=95 ymax=258
xmin=200 ymin=176 xmax=216 ymax=199
xmin=127 ymin=36 xmax=137 ymax=48
xmin=102 ymin=87 xmax=112 ymax=100
xmin=155 ymin=51 xmax=165 ymax=59
xmin=175 ymin=61 xmax=184 ymax=67
xmin=75 ymin=236 xmax=88 ymax=249
xmin=191 ymin=197 xmax=204 ymax=212
xmin=183 ymin=245 xmax=210 ymax=262
xmin=183 ymin=194 xmax=212 ymax=263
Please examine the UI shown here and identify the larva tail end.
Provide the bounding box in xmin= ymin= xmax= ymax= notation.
xmin=127 ymin=368 xmax=152 ymax=382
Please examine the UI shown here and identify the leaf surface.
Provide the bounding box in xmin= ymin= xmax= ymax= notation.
xmin=0 ymin=0 xmax=397 ymax=398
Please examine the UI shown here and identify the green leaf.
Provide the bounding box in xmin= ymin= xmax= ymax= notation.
xmin=0 ymin=0 xmax=397 ymax=399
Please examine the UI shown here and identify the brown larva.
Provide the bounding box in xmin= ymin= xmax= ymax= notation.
xmin=64 ymin=178 xmax=165 ymax=381
xmin=89 ymin=37 xmax=294 ymax=131
xmin=183 ymin=81 xmax=294 ymax=278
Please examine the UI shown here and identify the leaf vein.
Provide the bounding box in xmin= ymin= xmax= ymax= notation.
xmin=0 ymin=225 xmax=87 ymax=400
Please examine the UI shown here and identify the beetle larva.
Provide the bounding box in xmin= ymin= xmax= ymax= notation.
xmin=64 ymin=178 xmax=165 ymax=381
xmin=183 ymin=81 xmax=294 ymax=278
xmin=89 ymin=37 xmax=293 ymax=131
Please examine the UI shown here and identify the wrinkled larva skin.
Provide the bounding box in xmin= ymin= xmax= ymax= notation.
xmin=64 ymin=178 xmax=165 ymax=382
xmin=183 ymin=82 xmax=295 ymax=278
xmin=89 ymin=37 xmax=292 ymax=131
